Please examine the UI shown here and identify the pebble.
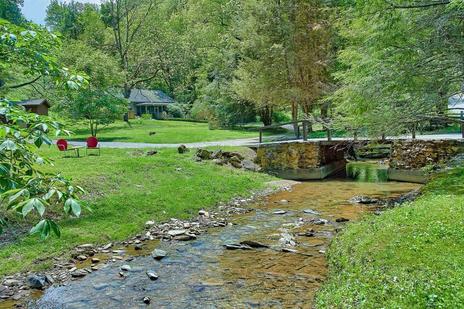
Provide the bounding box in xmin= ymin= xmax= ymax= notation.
xmin=336 ymin=217 xmax=350 ymax=223
xmin=76 ymin=255 xmax=87 ymax=261
xmin=282 ymin=248 xmax=298 ymax=253
xmin=152 ymin=249 xmax=167 ymax=260
xmin=134 ymin=244 xmax=143 ymax=250
xmin=120 ymin=265 xmax=131 ymax=272
xmin=273 ymin=210 xmax=287 ymax=215
xmin=143 ymin=296 xmax=151 ymax=304
xmin=146 ymin=271 xmax=159 ymax=281
xmin=303 ymin=209 xmax=320 ymax=215
xmin=167 ymin=229 xmax=187 ymax=237
xmin=70 ymin=270 xmax=87 ymax=278
xmin=3 ymin=280 xmax=21 ymax=287
xmin=91 ymin=258 xmax=100 ymax=264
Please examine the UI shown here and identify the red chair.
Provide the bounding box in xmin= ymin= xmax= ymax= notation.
xmin=56 ymin=139 xmax=81 ymax=157
xmin=86 ymin=137 xmax=100 ymax=156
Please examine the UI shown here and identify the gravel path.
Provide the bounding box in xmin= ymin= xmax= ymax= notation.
xmin=65 ymin=133 xmax=464 ymax=149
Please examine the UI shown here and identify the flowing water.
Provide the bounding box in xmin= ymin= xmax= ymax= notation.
xmin=31 ymin=180 xmax=419 ymax=309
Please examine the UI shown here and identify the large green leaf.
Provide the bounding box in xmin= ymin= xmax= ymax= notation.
xmin=64 ymin=198 xmax=81 ymax=217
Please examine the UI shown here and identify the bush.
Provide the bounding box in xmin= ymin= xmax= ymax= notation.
xmin=141 ymin=113 xmax=152 ymax=120
xmin=166 ymin=104 xmax=185 ymax=118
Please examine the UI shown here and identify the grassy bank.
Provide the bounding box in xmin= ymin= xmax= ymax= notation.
xmin=62 ymin=119 xmax=266 ymax=143
xmin=316 ymin=168 xmax=464 ymax=308
xmin=0 ymin=148 xmax=274 ymax=276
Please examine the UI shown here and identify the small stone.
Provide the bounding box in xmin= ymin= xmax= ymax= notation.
xmin=178 ymin=145 xmax=189 ymax=154
xmin=70 ymin=270 xmax=87 ymax=278
xmin=167 ymin=229 xmax=186 ymax=237
xmin=146 ymin=271 xmax=159 ymax=281
xmin=336 ymin=217 xmax=350 ymax=223
xmin=174 ymin=234 xmax=196 ymax=241
xmin=119 ymin=272 xmax=125 ymax=277
xmin=143 ymin=296 xmax=151 ymax=304
xmin=134 ymin=244 xmax=143 ymax=250
xmin=281 ymin=248 xmax=298 ymax=253
xmin=102 ymin=243 xmax=113 ymax=250
xmin=303 ymin=209 xmax=320 ymax=215
xmin=91 ymin=258 xmax=100 ymax=264
xmin=311 ymin=218 xmax=328 ymax=225
xmin=3 ymin=279 xmax=21 ymax=287
xmin=76 ymin=255 xmax=87 ymax=261
xmin=273 ymin=210 xmax=287 ymax=215
xmin=152 ymin=249 xmax=167 ymax=260
xmin=198 ymin=210 xmax=209 ymax=217
xmin=239 ymin=240 xmax=269 ymax=248
xmin=145 ymin=221 xmax=155 ymax=227
xmin=279 ymin=199 xmax=289 ymax=204
xmin=78 ymin=244 xmax=94 ymax=249
xmin=224 ymin=244 xmax=252 ymax=250
xmin=120 ymin=265 xmax=131 ymax=272
xmin=27 ymin=275 xmax=48 ymax=289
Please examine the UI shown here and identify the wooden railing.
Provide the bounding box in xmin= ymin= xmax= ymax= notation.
xmin=258 ymin=120 xmax=324 ymax=143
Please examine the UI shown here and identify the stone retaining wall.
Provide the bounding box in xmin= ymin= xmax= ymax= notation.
xmin=256 ymin=141 xmax=346 ymax=172
xmin=389 ymin=140 xmax=464 ymax=170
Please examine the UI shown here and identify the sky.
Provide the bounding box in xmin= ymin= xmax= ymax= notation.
xmin=22 ymin=0 xmax=101 ymax=25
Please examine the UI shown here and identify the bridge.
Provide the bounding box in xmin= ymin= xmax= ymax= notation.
xmin=251 ymin=121 xmax=464 ymax=183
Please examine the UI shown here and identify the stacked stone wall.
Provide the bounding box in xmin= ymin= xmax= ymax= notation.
xmin=390 ymin=140 xmax=464 ymax=170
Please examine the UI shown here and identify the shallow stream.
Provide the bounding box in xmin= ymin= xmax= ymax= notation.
xmin=31 ymin=180 xmax=419 ymax=308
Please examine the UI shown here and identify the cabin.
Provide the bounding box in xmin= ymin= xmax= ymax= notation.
xmin=128 ymin=89 xmax=175 ymax=119
xmin=16 ymin=99 xmax=50 ymax=116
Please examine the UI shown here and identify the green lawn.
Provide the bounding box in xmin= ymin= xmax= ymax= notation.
xmin=315 ymin=168 xmax=464 ymax=308
xmin=0 ymin=147 xmax=274 ymax=276
xmin=63 ymin=119 xmax=265 ymax=143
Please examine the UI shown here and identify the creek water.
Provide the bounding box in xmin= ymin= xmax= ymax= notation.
xmin=31 ymin=180 xmax=419 ymax=309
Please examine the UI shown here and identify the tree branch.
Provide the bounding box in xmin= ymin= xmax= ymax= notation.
xmin=7 ymin=75 xmax=42 ymax=89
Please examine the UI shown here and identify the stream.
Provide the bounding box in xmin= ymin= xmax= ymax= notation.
xmin=30 ymin=180 xmax=419 ymax=308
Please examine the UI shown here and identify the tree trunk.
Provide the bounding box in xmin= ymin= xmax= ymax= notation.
xmin=259 ymin=106 xmax=273 ymax=126
xmin=291 ymin=101 xmax=299 ymax=138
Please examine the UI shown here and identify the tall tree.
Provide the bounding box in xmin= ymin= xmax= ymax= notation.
xmin=0 ymin=0 xmax=24 ymax=24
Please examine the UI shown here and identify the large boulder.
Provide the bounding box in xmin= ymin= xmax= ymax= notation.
xmin=196 ymin=149 xmax=213 ymax=160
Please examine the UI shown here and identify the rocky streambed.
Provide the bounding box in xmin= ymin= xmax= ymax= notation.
xmin=3 ymin=180 xmax=419 ymax=308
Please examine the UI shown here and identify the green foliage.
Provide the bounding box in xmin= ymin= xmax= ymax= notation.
xmin=316 ymin=168 xmax=464 ymax=307
xmin=166 ymin=104 xmax=184 ymax=118
xmin=0 ymin=0 xmax=24 ymax=25
xmin=0 ymin=101 xmax=85 ymax=239
xmin=0 ymin=19 xmax=86 ymax=239
xmin=332 ymin=1 xmax=464 ymax=136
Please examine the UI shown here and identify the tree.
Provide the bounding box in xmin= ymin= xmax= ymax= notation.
xmin=56 ymin=40 xmax=126 ymax=136
xmin=0 ymin=0 xmax=24 ymax=24
xmin=0 ymin=19 xmax=86 ymax=239
xmin=101 ymin=0 xmax=160 ymax=98
xmin=331 ymin=0 xmax=464 ymax=136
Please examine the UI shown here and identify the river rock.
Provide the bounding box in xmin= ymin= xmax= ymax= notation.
xmin=76 ymin=255 xmax=87 ymax=261
xmin=91 ymin=258 xmax=100 ymax=264
xmin=146 ymin=271 xmax=159 ymax=281
xmin=134 ymin=244 xmax=143 ymax=250
xmin=178 ymin=145 xmax=189 ymax=154
xmin=240 ymin=240 xmax=269 ymax=248
xmin=145 ymin=220 xmax=155 ymax=227
xmin=198 ymin=210 xmax=209 ymax=217
xmin=174 ymin=234 xmax=196 ymax=241
xmin=102 ymin=243 xmax=113 ymax=250
xmin=78 ymin=244 xmax=94 ymax=249
xmin=3 ymin=279 xmax=21 ymax=287
xmin=242 ymin=159 xmax=261 ymax=172
xmin=152 ymin=249 xmax=167 ymax=260
xmin=167 ymin=229 xmax=187 ymax=237
xmin=196 ymin=149 xmax=212 ymax=160
xmin=229 ymin=156 xmax=243 ymax=168
xmin=336 ymin=217 xmax=350 ymax=223
xmin=143 ymin=296 xmax=151 ymax=304
xmin=310 ymin=218 xmax=328 ymax=225
xmin=273 ymin=210 xmax=287 ymax=215
xmin=224 ymin=244 xmax=252 ymax=250
xmin=303 ymin=209 xmax=320 ymax=215
xmin=27 ymin=275 xmax=50 ymax=289
xmin=349 ymin=196 xmax=379 ymax=204
xmin=121 ymin=265 xmax=131 ymax=272
xmin=282 ymin=248 xmax=298 ymax=253
xmin=70 ymin=270 xmax=88 ymax=278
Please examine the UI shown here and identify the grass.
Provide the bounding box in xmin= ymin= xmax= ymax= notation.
xmin=62 ymin=119 xmax=269 ymax=144
xmin=0 ymin=147 xmax=274 ymax=276
xmin=315 ymin=168 xmax=464 ymax=308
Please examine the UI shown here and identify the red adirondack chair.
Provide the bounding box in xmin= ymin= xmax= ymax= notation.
xmin=56 ymin=139 xmax=81 ymax=157
xmin=86 ymin=136 xmax=100 ymax=156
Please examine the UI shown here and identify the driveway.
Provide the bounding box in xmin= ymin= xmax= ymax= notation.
xmin=65 ymin=133 xmax=463 ymax=149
